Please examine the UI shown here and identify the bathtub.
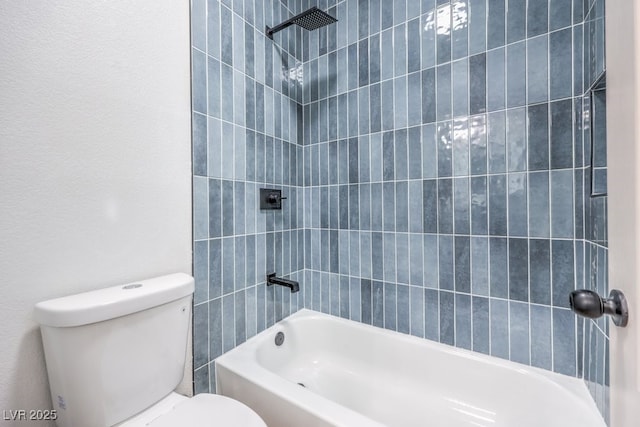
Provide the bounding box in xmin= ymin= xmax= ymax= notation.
xmin=215 ymin=309 xmax=605 ymax=427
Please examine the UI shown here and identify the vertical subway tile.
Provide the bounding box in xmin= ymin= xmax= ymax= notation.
xmin=506 ymin=41 xmax=526 ymax=108
xmin=455 ymin=236 xmax=471 ymax=293
xmin=527 ymin=0 xmax=548 ymax=37
xmin=509 ymin=301 xmax=530 ymax=364
xmin=529 ymin=171 xmax=550 ymax=237
xmin=472 ymin=296 xmax=490 ymax=354
xmin=440 ymin=291 xmax=455 ymax=346
xmin=455 ymin=294 xmax=472 ymax=350
xmin=486 ymin=47 xmax=506 ymax=112
xmin=552 ymin=239 xmax=575 ymax=308
xmin=490 ymin=298 xmax=509 ymax=359
xmin=530 ymin=239 xmax=552 ymax=305
xmin=490 ymin=237 xmax=508 ymax=298
xmin=468 ymin=0 xmax=487 ymax=55
xmin=527 ymin=35 xmax=549 ymax=104
xmin=531 ymin=305 xmax=553 ymax=370
xmin=553 ymin=308 xmax=577 ymax=376
xmin=508 ymin=238 xmax=529 ymax=302
xmin=425 ymin=288 xmax=439 ymax=341
xmin=550 ymin=28 xmax=573 ymax=101
xmin=487 ymin=0 xmax=505 ymax=50
xmin=507 ymin=173 xmax=528 ymax=237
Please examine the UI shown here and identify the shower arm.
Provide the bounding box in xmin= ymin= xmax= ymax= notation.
xmin=266 ymin=19 xmax=296 ymax=39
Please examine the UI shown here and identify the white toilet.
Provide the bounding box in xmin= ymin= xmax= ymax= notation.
xmin=34 ymin=273 xmax=266 ymax=427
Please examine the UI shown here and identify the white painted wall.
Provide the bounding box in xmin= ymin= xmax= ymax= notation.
xmin=0 ymin=1 xmax=192 ymax=423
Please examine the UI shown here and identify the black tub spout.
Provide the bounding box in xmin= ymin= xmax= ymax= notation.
xmin=267 ymin=273 xmax=299 ymax=293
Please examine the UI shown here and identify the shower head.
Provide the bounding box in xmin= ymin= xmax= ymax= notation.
xmin=266 ymin=7 xmax=338 ymax=39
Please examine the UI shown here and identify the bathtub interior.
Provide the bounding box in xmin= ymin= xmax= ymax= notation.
xmin=218 ymin=310 xmax=605 ymax=427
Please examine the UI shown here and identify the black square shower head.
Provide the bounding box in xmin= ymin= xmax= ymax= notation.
xmin=266 ymin=6 xmax=338 ymax=39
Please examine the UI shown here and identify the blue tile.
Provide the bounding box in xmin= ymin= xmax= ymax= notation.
xmin=209 ymin=179 xmax=222 ymax=238
xmin=455 ymin=294 xmax=472 ymax=350
xmin=397 ymin=284 xmax=410 ymax=334
xmin=455 ymin=236 xmax=471 ymax=293
xmin=490 ymin=298 xmax=509 ymax=359
xmin=436 ymin=64 xmax=452 ymax=121
xmin=527 ymin=0 xmax=548 ymax=37
xmin=192 ymin=48 xmax=207 ymax=114
xmin=425 ymin=288 xmax=439 ymax=341
xmin=194 ymin=364 xmax=209 ymax=394
xmin=530 ymin=239 xmax=551 ymax=305
xmin=422 ymin=9 xmax=436 ymax=68
xmin=508 ymin=238 xmax=529 ymax=302
xmin=454 ymin=177 xmax=470 ymax=234
xmin=472 ymin=296 xmax=490 ymax=354
xmin=422 ymin=68 xmax=436 ymax=124
xmin=424 ymin=235 xmax=439 ymax=288
xmin=407 ymin=18 xmax=421 ymax=73
xmin=194 ymin=177 xmax=208 ymax=240
xmin=438 ymin=236 xmax=454 ymax=291
xmin=208 ymin=240 xmax=222 ymax=299
xmin=550 ymin=0 xmax=573 ymax=31
xmin=468 ymin=0 xmax=487 ymax=55
xmin=194 ymin=240 xmax=209 ymax=304
xmin=471 ymin=237 xmax=489 ymax=296
xmin=528 ymin=104 xmax=550 ymax=170
xmin=527 ymin=35 xmax=549 ymax=104
xmin=349 ymin=277 xmax=361 ymax=322
xmin=193 ymin=303 xmax=209 ymax=368
xmin=452 ymin=2 xmax=468 ymax=60
xmin=395 ymin=130 xmax=408 ymax=180
xmin=438 ymin=178 xmax=453 ymax=233
xmin=440 ymin=291 xmax=455 ymax=345
xmin=393 ymin=24 xmax=407 ymax=76
xmin=529 ymin=172 xmax=550 ymax=237
xmin=383 ymin=233 xmax=396 ymax=282
xmin=222 ymin=294 xmax=235 ymax=352
xmin=422 ymin=124 xmax=437 ymax=178
xmin=550 ymin=99 xmax=574 ymax=170
xmin=471 ymin=176 xmax=488 ymax=235
xmin=553 ymin=308 xmax=577 ymax=376
xmin=487 ymin=0 xmax=505 ymax=49
xmin=234 ymin=290 xmax=246 ymax=345
xmin=486 ymin=48 xmax=506 ymax=112
xmin=506 ymin=41 xmax=526 ymax=108
xmin=488 ymin=111 xmax=506 ymax=173
xmin=453 ymin=118 xmax=469 ymax=176
xmin=488 ymin=174 xmax=507 ymax=236
xmin=410 ymin=286 xmax=425 ymax=338
xmin=383 ymin=182 xmax=395 ymax=231
xmin=469 ymin=54 xmax=486 ymax=115
xmin=437 ymin=121 xmax=452 ymax=177
xmin=509 ymin=301 xmax=530 ymax=364
xmin=209 ymin=298 xmax=223 ymax=359
xmin=396 ymin=233 xmax=410 ymax=284
xmin=384 ymin=282 xmax=397 ymax=331
xmin=550 ymin=28 xmax=573 ymax=101
xmin=409 ymin=180 xmax=423 ymax=233
xmin=550 ymin=170 xmax=574 ymax=238
xmin=507 ymin=173 xmax=527 ymax=237
xmin=193 ymin=113 xmax=207 ymax=177
xmin=361 ymin=279 xmax=372 ymax=325
xmin=436 ymin=4 xmax=452 ymax=64
xmin=531 ymin=305 xmax=553 ymax=370
xmin=552 ymin=239 xmax=575 ymax=308
xmin=490 ymin=237 xmax=508 ymax=298
xmin=372 ymin=280 xmax=384 ymax=328
xmin=190 ymin=0 xmax=205 ymax=51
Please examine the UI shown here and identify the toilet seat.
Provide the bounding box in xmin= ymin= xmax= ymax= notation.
xmin=116 ymin=393 xmax=266 ymax=427
xmin=148 ymin=394 xmax=266 ymax=427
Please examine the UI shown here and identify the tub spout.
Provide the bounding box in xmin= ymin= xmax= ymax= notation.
xmin=267 ymin=273 xmax=299 ymax=293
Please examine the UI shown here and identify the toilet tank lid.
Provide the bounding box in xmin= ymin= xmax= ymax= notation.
xmin=34 ymin=273 xmax=194 ymax=327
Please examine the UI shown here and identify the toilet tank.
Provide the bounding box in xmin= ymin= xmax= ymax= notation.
xmin=34 ymin=273 xmax=194 ymax=427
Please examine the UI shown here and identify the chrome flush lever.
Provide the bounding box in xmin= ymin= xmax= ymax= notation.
xmin=569 ymin=289 xmax=629 ymax=327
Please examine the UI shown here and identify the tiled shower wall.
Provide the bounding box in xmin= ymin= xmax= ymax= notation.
xmin=190 ymin=0 xmax=609 ymax=422
xmin=303 ymin=0 xmax=585 ymax=375
xmin=191 ymin=0 xmax=308 ymax=394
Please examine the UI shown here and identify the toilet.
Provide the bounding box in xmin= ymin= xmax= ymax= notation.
xmin=34 ymin=273 xmax=266 ymax=427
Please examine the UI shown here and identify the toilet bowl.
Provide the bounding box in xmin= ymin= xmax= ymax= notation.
xmin=34 ymin=273 xmax=267 ymax=427
xmin=116 ymin=393 xmax=266 ymax=427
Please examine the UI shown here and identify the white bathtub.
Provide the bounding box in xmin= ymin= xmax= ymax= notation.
xmin=215 ymin=309 xmax=605 ymax=427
